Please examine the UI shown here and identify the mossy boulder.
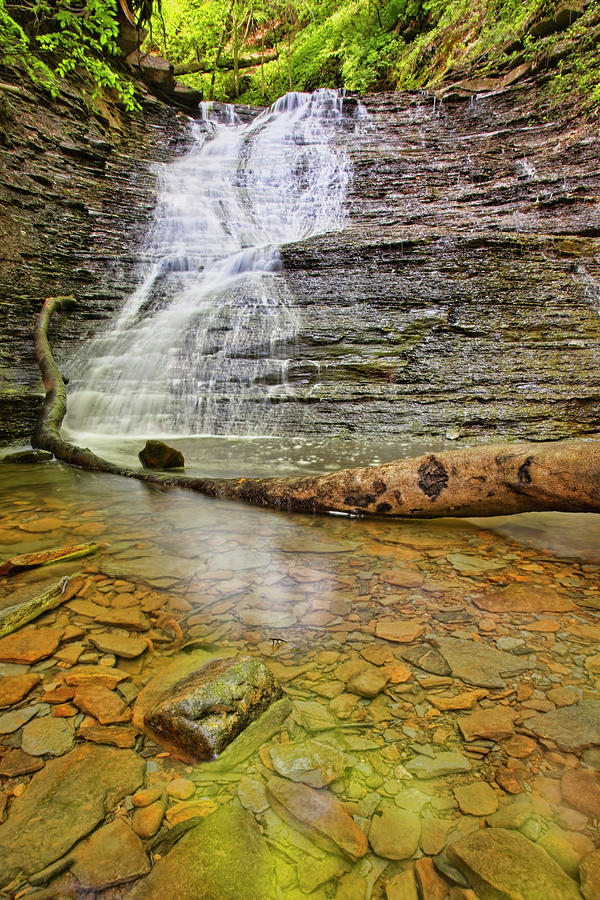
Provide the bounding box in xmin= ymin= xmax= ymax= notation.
xmin=142 ymin=656 xmax=284 ymax=763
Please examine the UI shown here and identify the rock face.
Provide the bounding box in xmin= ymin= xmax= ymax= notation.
xmin=143 ymin=655 xmax=284 ymax=762
xmin=0 ymin=744 xmax=144 ymax=887
xmin=279 ymin=89 xmax=600 ymax=444
xmin=447 ymin=827 xmax=583 ymax=900
xmin=0 ymin=68 xmax=189 ymax=445
xmin=3 ymin=84 xmax=600 ymax=447
xmin=138 ymin=440 xmax=184 ymax=469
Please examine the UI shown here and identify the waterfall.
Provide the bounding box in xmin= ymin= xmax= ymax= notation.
xmin=65 ymin=90 xmax=351 ymax=438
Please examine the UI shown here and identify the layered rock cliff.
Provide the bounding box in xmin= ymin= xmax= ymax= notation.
xmin=1 ymin=77 xmax=599 ymax=447
xmin=282 ymin=86 xmax=600 ymax=443
xmin=0 ymin=74 xmax=190 ymax=443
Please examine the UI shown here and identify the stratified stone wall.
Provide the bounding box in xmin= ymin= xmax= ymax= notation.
xmin=282 ymin=89 xmax=600 ymax=443
xmin=0 ymin=72 xmax=190 ymax=444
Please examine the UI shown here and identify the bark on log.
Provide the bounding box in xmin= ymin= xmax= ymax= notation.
xmin=32 ymin=296 xmax=600 ymax=518
xmin=174 ymin=51 xmax=278 ymax=76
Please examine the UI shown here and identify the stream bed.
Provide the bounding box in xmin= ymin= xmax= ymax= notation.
xmin=0 ymin=456 xmax=599 ymax=898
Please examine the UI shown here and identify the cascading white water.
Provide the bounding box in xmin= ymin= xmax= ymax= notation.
xmin=65 ymin=90 xmax=351 ymax=438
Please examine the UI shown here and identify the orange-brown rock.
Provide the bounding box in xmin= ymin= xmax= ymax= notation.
xmin=0 ymin=627 xmax=63 ymax=664
xmin=0 ymin=673 xmax=41 ymax=708
xmin=73 ymin=683 xmax=131 ymax=725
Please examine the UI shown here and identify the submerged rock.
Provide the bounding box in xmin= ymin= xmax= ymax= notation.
xmin=526 ymin=701 xmax=600 ymax=752
xmin=268 ymin=738 xmax=349 ymax=788
xmin=128 ymin=804 xmax=276 ymax=900
xmin=0 ymin=744 xmax=144 ymax=887
xmin=71 ymin=818 xmax=150 ymax=890
xmin=143 ymin=655 xmax=283 ymax=762
xmin=2 ymin=450 xmax=53 ymax=463
xmin=138 ymin=440 xmax=184 ymax=469
xmin=267 ymin=774 xmax=368 ymax=860
xmin=447 ymin=827 xmax=583 ymax=900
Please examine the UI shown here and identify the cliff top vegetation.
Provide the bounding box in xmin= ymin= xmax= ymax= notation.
xmin=1 ymin=0 xmax=599 ymax=111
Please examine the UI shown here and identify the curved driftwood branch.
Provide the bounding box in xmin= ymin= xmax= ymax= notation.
xmin=32 ymin=296 xmax=600 ymax=518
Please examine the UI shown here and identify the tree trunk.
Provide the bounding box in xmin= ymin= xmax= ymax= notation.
xmin=175 ymin=51 xmax=278 ymax=77
xmin=32 ymin=296 xmax=600 ymax=519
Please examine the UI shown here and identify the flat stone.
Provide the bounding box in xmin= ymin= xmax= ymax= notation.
xmin=0 ymin=744 xmax=144 ymax=887
xmin=237 ymin=776 xmax=269 ymax=813
xmin=415 ymin=857 xmax=452 ymax=900
xmin=546 ymin=687 xmax=579 ymax=708
xmin=580 ymin=850 xmax=600 ymax=900
xmin=361 ymin=644 xmax=394 ymax=665
xmin=269 ymin=738 xmax=349 ymax=788
xmin=128 ymin=804 xmax=276 ymax=900
xmin=0 ymin=704 xmax=39 ymax=734
xmin=132 ymin=800 xmax=166 ymax=838
xmin=73 ymin=683 xmax=131 ymax=725
xmin=89 ymin=631 xmax=148 ymax=659
xmin=473 ymin=585 xmax=575 ymax=613
xmin=526 ymin=701 xmax=600 ymax=752
xmin=78 ymin=723 xmax=138 ymax=748
xmin=447 ymin=553 xmax=506 ymax=574
xmin=0 ymin=748 xmax=44 ymax=776
xmin=0 ymin=673 xmax=41 ymax=708
xmin=18 ymin=517 xmax=62 ymax=533
xmin=165 ymin=800 xmax=218 ymax=824
xmin=368 ymin=804 xmax=421 ymax=859
xmin=537 ymin=826 xmax=595 ymax=880
xmin=298 ymin=856 xmax=351 ymax=893
xmin=429 ymin=689 xmax=488 ymax=710
xmin=239 ymin=609 xmax=296 ymax=627
xmin=375 ymin=620 xmax=426 ymax=643
xmin=292 ymin=699 xmax=337 ymax=731
xmin=167 ymin=777 xmax=195 ymax=800
xmin=459 ymin=707 xmax=517 ymax=742
xmin=64 ymin=666 xmax=130 ymax=688
xmin=21 ymin=717 xmax=75 ymax=756
xmin=140 ymin=655 xmax=283 ymax=763
xmin=406 ymin=751 xmax=471 ymax=779
xmin=94 ymin=607 xmax=150 ymax=631
xmin=380 ymin=568 xmax=424 ymax=588
xmin=454 ymin=782 xmax=498 ymax=816
xmin=71 ymin=818 xmax=150 ymax=889
xmin=561 ymin=768 xmax=600 ymax=818
xmin=420 ymin=817 xmax=452 ymax=855
xmin=503 ymin=735 xmax=538 ymax=758
xmin=432 ymin=636 xmax=534 ymax=688
xmin=386 ymin=869 xmax=419 ymax=900
xmin=267 ymin=775 xmax=368 ymax=860
xmin=447 ymin=827 xmax=582 ymax=900
xmin=0 ymin=627 xmax=63 ymax=664
xmin=346 ymin=663 xmax=390 ymax=698
xmin=400 ymin=644 xmax=451 ymax=677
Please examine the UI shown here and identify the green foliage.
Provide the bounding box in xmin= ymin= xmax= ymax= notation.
xmin=0 ymin=0 xmax=139 ymax=110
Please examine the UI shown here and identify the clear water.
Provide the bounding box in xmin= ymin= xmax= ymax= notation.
xmin=65 ymin=90 xmax=352 ymax=439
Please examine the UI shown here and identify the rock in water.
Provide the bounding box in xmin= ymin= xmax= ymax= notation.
xmin=128 ymin=804 xmax=276 ymax=900
xmin=447 ymin=827 xmax=583 ymax=900
xmin=143 ymin=656 xmax=284 ymax=762
xmin=0 ymin=744 xmax=144 ymax=888
xmin=138 ymin=440 xmax=184 ymax=469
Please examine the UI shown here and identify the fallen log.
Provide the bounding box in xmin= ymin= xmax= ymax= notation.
xmin=0 ymin=542 xmax=99 ymax=577
xmin=32 ymin=296 xmax=600 ymax=518
xmin=0 ymin=576 xmax=74 ymax=638
xmin=174 ymin=51 xmax=278 ymax=77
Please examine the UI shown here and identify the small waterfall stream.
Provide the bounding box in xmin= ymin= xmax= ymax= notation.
xmin=65 ymin=90 xmax=351 ymax=439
